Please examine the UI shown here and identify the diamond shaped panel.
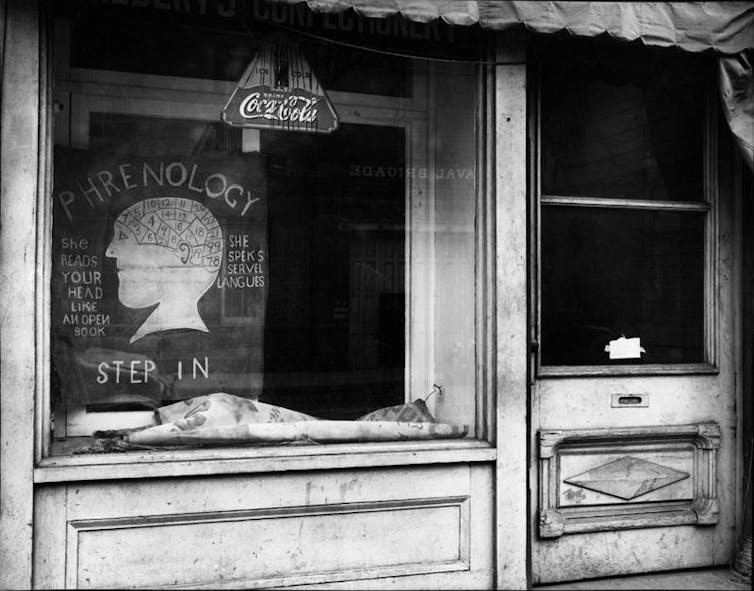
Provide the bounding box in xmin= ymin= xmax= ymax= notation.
xmin=564 ymin=456 xmax=690 ymax=501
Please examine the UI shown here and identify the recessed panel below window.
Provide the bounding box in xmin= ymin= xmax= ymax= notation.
xmin=540 ymin=206 xmax=705 ymax=366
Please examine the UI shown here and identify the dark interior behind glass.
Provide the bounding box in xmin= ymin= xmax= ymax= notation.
xmin=538 ymin=37 xmax=710 ymax=367
xmin=541 ymin=206 xmax=705 ymax=365
xmin=262 ymin=124 xmax=405 ymax=418
xmin=540 ymin=38 xmax=707 ymax=202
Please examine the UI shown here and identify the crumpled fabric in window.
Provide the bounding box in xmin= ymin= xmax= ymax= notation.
xmin=87 ymin=392 xmax=467 ymax=450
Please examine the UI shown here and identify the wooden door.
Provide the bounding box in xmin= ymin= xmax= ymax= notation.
xmin=531 ymin=375 xmax=736 ymax=584
xmin=529 ymin=37 xmax=742 ymax=585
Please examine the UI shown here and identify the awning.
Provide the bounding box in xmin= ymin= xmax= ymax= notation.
xmin=281 ymin=1 xmax=754 ymax=54
xmin=274 ymin=1 xmax=754 ymax=170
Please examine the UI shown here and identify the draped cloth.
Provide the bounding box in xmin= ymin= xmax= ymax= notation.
xmin=90 ymin=393 xmax=468 ymax=448
xmin=282 ymin=1 xmax=754 ymax=54
xmin=720 ymin=51 xmax=754 ymax=171
xmin=271 ymin=1 xmax=754 ymax=169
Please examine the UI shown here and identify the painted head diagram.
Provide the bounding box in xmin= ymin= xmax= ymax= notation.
xmin=106 ymin=198 xmax=224 ymax=343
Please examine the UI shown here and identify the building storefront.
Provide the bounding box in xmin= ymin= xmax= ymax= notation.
xmin=1 ymin=1 xmax=752 ymax=588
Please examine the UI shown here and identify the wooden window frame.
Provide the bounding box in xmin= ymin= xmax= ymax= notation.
xmin=530 ymin=55 xmax=720 ymax=379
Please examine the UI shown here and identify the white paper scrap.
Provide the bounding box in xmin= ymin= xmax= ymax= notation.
xmin=604 ymin=336 xmax=646 ymax=360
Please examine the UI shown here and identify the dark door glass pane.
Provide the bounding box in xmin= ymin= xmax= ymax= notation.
xmin=541 ymin=206 xmax=705 ymax=365
xmin=540 ymin=40 xmax=707 ymax=201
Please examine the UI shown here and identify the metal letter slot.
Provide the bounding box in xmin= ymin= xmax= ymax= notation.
xmin=611 ymin=393 xmax=649 ymax=408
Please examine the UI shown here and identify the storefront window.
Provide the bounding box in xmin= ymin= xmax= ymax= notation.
xmin=49 ymin=2 xmax=483 ymax=451
xmin=537 ymin=37 xmax=712 ymax=369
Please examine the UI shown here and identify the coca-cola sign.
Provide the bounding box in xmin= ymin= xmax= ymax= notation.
xmin=222 ymin=37 xmax=338 ymax=134
xmin=240 ymin=88 xmax=318 ymax=122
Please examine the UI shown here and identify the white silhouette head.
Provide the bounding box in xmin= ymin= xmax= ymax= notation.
xmin=106 ymin=198 xmax=224 ymax=343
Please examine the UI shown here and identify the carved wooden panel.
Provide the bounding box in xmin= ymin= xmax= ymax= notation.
xmin=559 ymin=454 xmax=693 ymax=506
xmin=68 ymin=498 xmax=469 ymax=589
xmin=538 ymin=423 xmax=719 ymax=537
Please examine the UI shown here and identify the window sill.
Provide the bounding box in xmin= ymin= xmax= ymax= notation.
xmin=34 ymin=439 xmax=496 ymax=483
xmin=538 ymin=363 xmax=718 ymax=378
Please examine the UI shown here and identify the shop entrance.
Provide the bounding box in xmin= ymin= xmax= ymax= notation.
xmin=529 ymin=37 xmax=741 ymax=585
xmin=531 ymin=331 xmax=738 ymax=585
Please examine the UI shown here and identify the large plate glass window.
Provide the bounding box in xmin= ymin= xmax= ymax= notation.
xmin=535 ymin=37 xmax=714 ymax=373
xmin=47 ymin=1 xmax=486 ymax=453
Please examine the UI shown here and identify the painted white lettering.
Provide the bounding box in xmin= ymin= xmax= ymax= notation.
xmin=58 ymin=191 xmax=75 ymax=221
xmin=77 ymin=177 xmax=103 ymax=206
xmin=166 ymin=162 xmax=188 ymax=186
xmin=61 ymin=237 xmax=88 ymax=250
xmin=187 ymin=163 xmax=204 ymax=193
xmin=129 ymin=360 xmax=143 ymax=383
xmin=61 ymin=254 xmax=98 ymax=267
xmin=241 ymin=191 xmax=259 ymax=216
xmin=143 ymin=161 xmax=164 ymax=186
xmin=205 ymin=173 xmax=227 ymax=199
xmin=112 ymin=360 xmax=124 ymax=384
xmin=97 ymin=170 xmax=120 ymax=197
xmin=225 ymin=183 xmax=243 ymax=208
xmin=193 ymin=357 xmax=209 ymax=379
xmin=144 ymin=359 xmax=156 ymax=383
xmin=70 ymin=300 xmax=98 ymax=312
xmin=119 ymin=163 xmax=136 ymax=190
xmin=97 ymin=362 xmax=109 ymax=384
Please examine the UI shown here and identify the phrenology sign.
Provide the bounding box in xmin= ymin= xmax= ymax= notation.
xmin=52 ymin=149 xmax=268 ymax=404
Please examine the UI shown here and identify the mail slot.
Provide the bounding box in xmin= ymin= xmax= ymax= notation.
xmin=611 ymin=393 xmax=649 ymax=408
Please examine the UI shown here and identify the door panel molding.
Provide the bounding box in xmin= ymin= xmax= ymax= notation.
xmin=538 ymin=423 xmax=720 ymax=537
